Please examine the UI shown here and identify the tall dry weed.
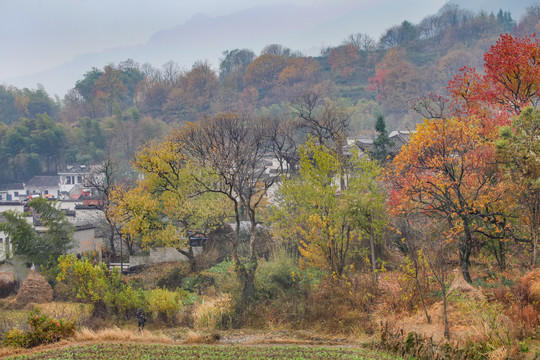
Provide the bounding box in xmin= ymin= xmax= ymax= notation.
xmin=306 ymin=274 xmax=377 ymax=335
xmin=192 ymin=294 xmax=234 ymax=330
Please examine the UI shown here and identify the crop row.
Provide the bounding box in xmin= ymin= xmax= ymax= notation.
xmin=4 ymin=343 xmax=406 ymax=360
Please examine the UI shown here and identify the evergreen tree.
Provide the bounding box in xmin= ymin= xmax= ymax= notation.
xmin=371 ymin=115 xmax=394 ymax=162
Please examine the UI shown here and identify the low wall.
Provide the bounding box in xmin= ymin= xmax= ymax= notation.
xmin=130 ymin=247 xmax=202 ymax=266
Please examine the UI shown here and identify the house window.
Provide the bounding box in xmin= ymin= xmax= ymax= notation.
xmin=0 ymin=238 xmax=3 ymax=244
xmin=44 ymin=190 xmax=48 ymax=195
xmin=77 ymin=176 xmax=83 ymax=184
xmin=66 ymin=176 xmax=71 ymax=184
xmin=6 ymin=194 xmax=11 ymax=201
xmin=14 ymin=191 xmax=18 ymax=197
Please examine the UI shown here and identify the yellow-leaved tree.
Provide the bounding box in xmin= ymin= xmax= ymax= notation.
xmin=272 ymin=140 xmax=386 ymax=279
xmin=109 ymin=134 xmax=231 ymax=267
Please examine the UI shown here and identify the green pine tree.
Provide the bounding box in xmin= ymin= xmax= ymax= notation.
xmin=371 ymin=115 xmax=394 ymax=162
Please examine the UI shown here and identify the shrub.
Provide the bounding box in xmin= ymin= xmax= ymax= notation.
xmin=201 ymin=260 xmax=240 ymax=295
xmin=146 ymin=288 xmax=185 ymax=323
xmin=250 ymin=249 xmax=321 ymax=327
xmin=106 ymin=285 xmax=147 ymax=319
xmin=255 ymin=250 xmax=300 ymax=300
xmin=3 ymin=308 xmax=76 ymax=348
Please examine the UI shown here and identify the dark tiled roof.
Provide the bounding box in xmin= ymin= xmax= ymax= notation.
xmin=26 ymin=176 xmax=60 ymax=187
xmin=355 ymin=131 xmax=414 ymax=156
xmin=58 ymin=165 xmax=89 ymax=175
xmin=0 ymin=183 xmax=25 ymax=191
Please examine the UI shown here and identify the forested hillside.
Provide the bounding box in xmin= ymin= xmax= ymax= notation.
xmin=0 ymin=4 xmax=537 ymax=185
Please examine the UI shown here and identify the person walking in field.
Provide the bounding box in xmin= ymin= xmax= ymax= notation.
xmin=136 ymin=308 xmax=147 ymax=331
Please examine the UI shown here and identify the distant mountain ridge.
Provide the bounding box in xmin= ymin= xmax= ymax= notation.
xmin=2 ymin=0 xmax=534 ymax=97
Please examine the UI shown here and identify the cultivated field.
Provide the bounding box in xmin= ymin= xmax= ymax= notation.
xmin=2 ymin=343 xmax=406 ymax=360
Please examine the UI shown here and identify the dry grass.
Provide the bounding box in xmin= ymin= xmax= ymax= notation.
xmin=31 ymin=302 xmax=92 ymax=322
xmin=192 ymin=294 xmax=233 ymax=330
xmin=74 ymin=326 xmax=174 ymax=344
xmin=182 ymin=329 xmax=221 ymax=344
xmin=486 ymin=346 xmax=508 ymax=360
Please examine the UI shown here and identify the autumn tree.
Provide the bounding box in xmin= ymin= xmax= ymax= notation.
xmin=110 ymin=136 xmax=231 ymax=266
xmin=83 ymin=158 xmax=122 ymax=260
xmin=497 ymin=107 xmax=540 ymax=265
xmin=243 ymin=54 xmax=287 ymax=93
xmin=273 ymin=140 xmax=385 ymax=279
xmin=95 ymin=64 xmax=127 ymax=116
xmin=388 ymin=117 xmax=511 ymax=282
xmin=182 ymin=61 xmax=219 ymax=114
xmin=177 ymin=113 xmax=293 ymax=308
xmin=448 ymin=34 xmax=540 ymax=120
xmin=261 ymin=44 xmax=293 ymax=57
xmin=368 ymin=48 xmax=421 ymax=120
xmin=513 ymin=5 xmax=540 ymax=37
xmin=345 ymin=149 xmax=387 ymax=282
xmin=328 ymin=43 xmax=360 ymax=77
xmin=344 ymin=33 xmax=376 ymax=51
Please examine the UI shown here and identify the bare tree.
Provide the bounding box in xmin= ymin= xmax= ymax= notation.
xmin=344 ymin=33 xmax=376 ymax=51
xmin=83 ymin=158 xmax=121 ymax=260
xmin=161 ymin=60 xmax=182 ymax=87
xmin=291 ymin=91 xmax=351 ymax=189
xmin=178 ymin=113 xmax=294 ymax=310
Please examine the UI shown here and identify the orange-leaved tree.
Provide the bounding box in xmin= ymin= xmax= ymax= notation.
xmin=387 ymin=116 xmax=512 ymax=283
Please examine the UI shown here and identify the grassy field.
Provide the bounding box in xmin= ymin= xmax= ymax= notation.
xmin=2 ymin=343 xmax=407 ymax=360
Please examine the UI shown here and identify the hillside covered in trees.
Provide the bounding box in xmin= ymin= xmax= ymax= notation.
xmin=0 ymin=3 xmax=536 ymax=185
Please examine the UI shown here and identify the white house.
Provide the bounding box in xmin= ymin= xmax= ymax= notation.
xmin=0 ymin=201 xmax=29 ymax=261
xmin=58 ymin=165 xmax=91 ymax=199
xmin=0 ymin=200 xmax=103 ymax=262
xmin=25 ymin=176 xmax=60 ymax=199
xmin=0 ymin=183 xmax=26 ymax=202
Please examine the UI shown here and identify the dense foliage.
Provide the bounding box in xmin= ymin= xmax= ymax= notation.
xmin=3 ymin=5 xmax=540 ymax=358
xmin=0 ymin=4 xmax=535 ymax=185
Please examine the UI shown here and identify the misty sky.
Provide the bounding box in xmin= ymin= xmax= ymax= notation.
xmin=0 ymin=0 xmax=451 ymax=84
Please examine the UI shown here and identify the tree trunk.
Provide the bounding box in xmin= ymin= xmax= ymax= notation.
xmin=108 ymin=223 xmax=116 ymax=259
xmin=239 ymin=267 xmax=256 ymax=311
xmin=441 ymin=283 xmax=450 ymax=340
xmin=414 ymin=275 xmax=431 ymax=324
xmin=460 ymin=251 xmax=472 ymax=284
xmin=532 ymin=202 xmax=539 ymax=266
xmin=460 ymin=220 xmax=473 ymax=283
xmin=369 ymin=215 xmax=378 ymax=283
xmin=533 ymin=229 xmax=538 ymax=267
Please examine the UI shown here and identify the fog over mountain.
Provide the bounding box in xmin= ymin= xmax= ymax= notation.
xmin=1 ymin=0 xmax=534 ymax=97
